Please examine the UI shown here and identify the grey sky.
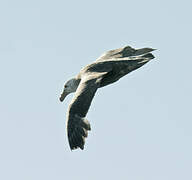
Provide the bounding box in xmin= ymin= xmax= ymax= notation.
xmin=0 ymin=0 xmax=192 ymax=179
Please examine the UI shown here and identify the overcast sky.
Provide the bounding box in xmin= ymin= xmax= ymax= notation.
xmin=1 ymin=0 xmax=192 ymax=179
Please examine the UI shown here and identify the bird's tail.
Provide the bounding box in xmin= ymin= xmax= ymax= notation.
xmin=132 ymin=53 xmax=155 ymax=66
xmin=140 ymin=53 xmax=155 ymax=60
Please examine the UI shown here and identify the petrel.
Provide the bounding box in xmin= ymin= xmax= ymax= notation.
xmin=60 ymin=45 xmax=155 ymax=150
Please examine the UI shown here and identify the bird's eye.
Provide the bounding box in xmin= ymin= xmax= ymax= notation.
xmin=64 ymin=85 xmax=68 ymax=88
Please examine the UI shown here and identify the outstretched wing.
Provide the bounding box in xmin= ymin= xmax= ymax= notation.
xmin=96 ymin=45 xmax=155 ymax=62
xmin=66 ymin=73 xmax=105 ymax=150
xmin=96 ymin=46 xmax=135 ymax=61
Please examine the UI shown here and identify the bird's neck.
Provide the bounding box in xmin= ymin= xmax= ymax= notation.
xmin=72 ymin=77 xmax=81 ymax=92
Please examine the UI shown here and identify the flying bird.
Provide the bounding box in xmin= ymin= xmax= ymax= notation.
xmin=60 ymin=45 xmax=155 ymax=150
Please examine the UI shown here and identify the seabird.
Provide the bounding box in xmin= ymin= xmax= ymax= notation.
xmin=60 ymin=45 xmax=155 ymax=150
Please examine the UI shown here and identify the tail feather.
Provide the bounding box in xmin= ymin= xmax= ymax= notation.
xmin=141 ymin=53 xmax=155 ymax=59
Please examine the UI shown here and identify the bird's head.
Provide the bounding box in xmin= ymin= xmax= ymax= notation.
xmin=59 ymin=78 xmax=80 ymax=102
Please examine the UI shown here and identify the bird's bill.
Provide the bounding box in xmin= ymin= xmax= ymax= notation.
xmin=59 ymin=90 xmax=69 ymax=102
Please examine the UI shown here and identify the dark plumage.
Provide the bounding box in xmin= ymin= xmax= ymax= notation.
xmin=60 ymin=45 xmax=156 ymax=150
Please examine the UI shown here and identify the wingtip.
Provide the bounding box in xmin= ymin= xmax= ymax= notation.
xmin=69 ymin=137 xmax=85 ymax=151
xmin=67 ymin=116 xmax=91 ymax=151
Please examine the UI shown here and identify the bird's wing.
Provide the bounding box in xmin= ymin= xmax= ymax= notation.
xmin=96 ymin=46 xmax=136 ymax=62
xmin=66 ymin=72 xmax=106 ymax=150
xmin=96 ymin=45 xmax=155 ymax=62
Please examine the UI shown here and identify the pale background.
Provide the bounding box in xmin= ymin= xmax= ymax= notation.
xmin=0 ymin=0 xmax=192 ymax=179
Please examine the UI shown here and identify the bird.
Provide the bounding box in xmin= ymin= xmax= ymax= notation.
xmin=60 ymin=45 xmax=156 ymax=150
